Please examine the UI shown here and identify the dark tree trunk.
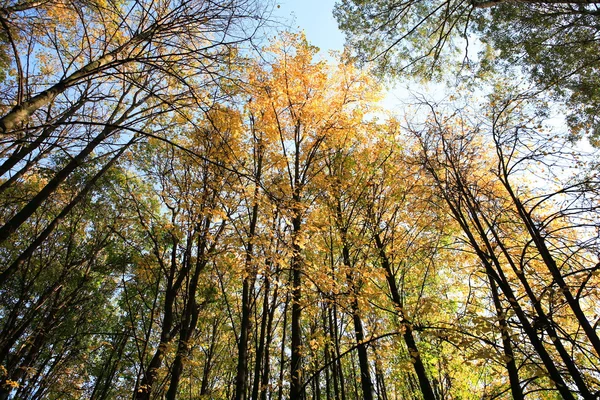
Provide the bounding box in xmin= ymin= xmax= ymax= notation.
xmin=277 ymin=292 xmax=290 ymax=400
xmin=373 ymin=346 xmax=388 ymax=400
xmin=260 ymin=281 xmax=278 ymax=400
xmin=90 ymin=328 xmax=130 ymax=400
xmin=435 ymin=181 xmax=580 ymax=400
xmin=0 ymin=93 xmax=86 ymax=178
xmin=290 ymin=213 xmax=304 ymax=400
xmin=330 ymin=303 xmax=346 ymax=400
xmin=235 ymin=138 xmax=263 ymax=400
xmin=136 ymin=236 xmax=183 ymax=400
xmin=251 ymin=278 xmax=270 ymax=400
xmin=488 ymin=276 xmax=523 ymax=400
xmin=0 ymin=26 xmax=155 ymax=134
xmin=501 ymin=177 xmax=600 ymax=359
xmin=0 ymin=124 xmax=116 ymax=243
xmin=373 ymin=232 xmax=436 ymax=400
xmin=235 ymin=275 xmax=253 ymax=400
xmin=454 ymin=175 xmax=592 ymax=399
xmin=200 ymin=319 xmax=220 ymax=396
xmin=322 ymin=303 xmax=333 ymax=400
xmin=340 ymin=228 xmax=374 ymax=400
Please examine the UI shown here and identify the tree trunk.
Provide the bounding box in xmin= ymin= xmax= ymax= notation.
xmin=339 ymin=225 xmax=374 ymax=400
xmin=236 ymin=137 xmax=263 ymax=400
xmin=502 ymin=179 xmax=600 ymax=359
xmin=290 ymin=213 xmax=304 ymax=400
xmin=455 ymin=177 xmax=592 ymax=399
xmin=322 ymin=303 xmax=333 ymax=400
xmin=438 ymin=186 xmax=579 ymax=399
xmin=0 ymin=93 xmax=86 ymax=178
xmin=373 ymin=232 xmax=436 ymax=400
xmin=330 ymin=303 xmax=346 ymax=400
xmin=488 ymin=276 xmax=523 ymax=400
xmin=260 ymin=280 xmax=278 ymax=400
xmin=0 ymin=87 xmax=144 ymax=245
xmin=136 ymin=237 xmax=182 ymax=400
xmin=251 ymin=277 xmax=270 ymax=400
xmin=200 ymin=319 xmax=220 ymax=396
xmin=277 ymin=292 xmax=290 ymax=400
xmin=90 ymin=328 xmax=130 ymax=400
xmin=0 ymin=123 xmax=118 ymax=243
xmin=0 ymin=25 xmax=155 ymax=134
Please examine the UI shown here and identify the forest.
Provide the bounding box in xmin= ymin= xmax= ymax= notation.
xmin=0 ymin=0 xmax=599 ymax=399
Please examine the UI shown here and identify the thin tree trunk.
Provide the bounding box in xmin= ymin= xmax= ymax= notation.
xmin=0 ymin=94 xmax=86 ymax=178
xmin=260 ymin=280 xmax=278 ymax=400
xmin=0 ymin=296 xmax=59 ymax=399
xmin=453 ymin=177 xmax=593 ymax=399
xmin=277 ymin=292 xmax=290 ymax=400
xmin=165 ymin=254 xmax=205 ymax=400
xmin=350 ymin=349 xmax=359 ymax=400
xmin=373 ymin=346 xmax=388 ymax=400
xmin=339 ymin=222 xmax=375 ymax=400
xmin=501 ymin=178 xmax=600 ymax=358
xmin=252 ymin=277 xmax=270 ymax=400
xmin=0 ymin=125 xmax=115 ymax=243
xmin=372 ymin=232 xmax=436 ymax=400
xmin=435 ymin=183 xmax=579 ymax=399
xmin=200 ymin=319 xmax=220 ymax=396
xmin=330 ymin=303 xmax=346 ymax=400
xmin=290 ymin=213 xmax=304 ymax=400
xmin=90 ymin=328 xmax=130 ymax=400
xmin=236 ymin=135 xmax=264 ymax=400
xmin=235 ymin=275 xmax=253 ymax=400
xmin=322 ymin=303 xmax=332 ymax=400
xmin=488 ymin=276 xmax=523 ymax=400
xmin=235 ymin=201 xmax=261 ymax=400
xmin=0 ymin=279 xmax=63 ymax=365
xmin=0 ymin=26 xmax=155 ymax=134
xmin=0 ymin=150 xmax=49 ymax=196
xmin=350 ymin=303 xmax=374 ymax=400
xmin=167 ymin=212 xmax=225 ymax=400
xmin=136 ymin=235 xmax=183 ymax=400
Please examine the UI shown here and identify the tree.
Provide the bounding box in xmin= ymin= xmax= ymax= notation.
xmin=323 ymin=144 xmax=377 ymax=400
xmin=4 ymin=6 xmax=600 ymax=397
xmin=359 ymin=133 xmax=451 ymax=400
xmin=0 ymin=0 xmax=267 ymax=134
xmin=244 ymin=32 xmax=380 ymax=399
xmin=411 ymin=96 xmax=600 ymax=398
xmin=334 ymin=0 xmax=600 ymax=142
xmin=129 ymin=118 xmax=236 ymax=399
xmin=0 ymin=145 xmax=149 ymax=399
xmin=0 ymin=0 xmax=269 ymax=264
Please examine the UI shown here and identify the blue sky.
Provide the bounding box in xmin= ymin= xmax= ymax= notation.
xmin=273 ymin=0 xmax=345 ymax=53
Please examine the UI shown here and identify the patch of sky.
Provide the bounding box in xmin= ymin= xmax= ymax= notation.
xmin=271 ymin=0 xmax=455 ymax=118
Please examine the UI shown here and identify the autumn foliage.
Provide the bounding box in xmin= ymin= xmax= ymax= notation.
xmin=0 ymin=1 xmax=599 ymax=400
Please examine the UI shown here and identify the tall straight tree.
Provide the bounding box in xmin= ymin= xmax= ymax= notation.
xmin=246 ymin=33 xmax=379 ymax=399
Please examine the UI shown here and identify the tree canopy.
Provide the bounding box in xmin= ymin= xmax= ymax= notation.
xmin=0 ymin=1 xmax=599 ymax=399
xmin=334 ymin=0 xmax=600 ymax=142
